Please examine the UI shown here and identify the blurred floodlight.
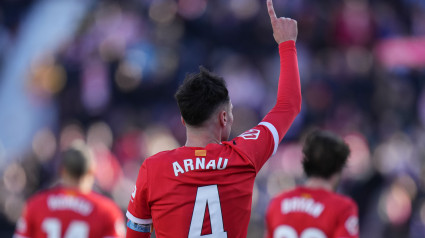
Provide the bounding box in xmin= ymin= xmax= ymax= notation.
xmin=32 ymin=128 xmax=57 ymax=162
xmin=149 ymin=0 xmax=178 ymax=24
xmin=178 ymin=0 xmax=207 ymax=20
xmin=3 ymin=163 xmax=26 ymax=194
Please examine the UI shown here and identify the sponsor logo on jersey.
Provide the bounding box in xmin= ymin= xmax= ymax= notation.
xmin=281 ymin=197 xmax=324 ymax=218
xmin=345 ymin=215 xmax=359 ymax=235
xmin=239 ymin=129 xmax=260 ymax=140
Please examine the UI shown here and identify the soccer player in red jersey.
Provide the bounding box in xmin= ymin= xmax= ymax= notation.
xmin=14 ymin=142 xmax=125 ymax=238
xmin=126 ymin=0 xmax=301 ymax=237
xmin=265 ymin=131 xmax=359 ymax=238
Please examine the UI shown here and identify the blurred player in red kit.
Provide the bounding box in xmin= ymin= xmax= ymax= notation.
xmin=14 ymin=142 xmax=125 ymax=238
xmin=126 ymin=0 xmax=301 ymax=237
xmin=265 ymin=130 xmax=359 ymax=238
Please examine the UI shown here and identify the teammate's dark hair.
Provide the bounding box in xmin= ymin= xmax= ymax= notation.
xmin=175 ymin=66 xmax=230 ymax=127
xmin=302 ymin=130 xmax=350 ymax=179
xmin=61 ymin=142 xmax=93 ymax=179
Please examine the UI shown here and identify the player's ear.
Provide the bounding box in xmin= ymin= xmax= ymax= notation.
xmin=181 ymin=116 xmax=186 ymax=126
xmin=219 ymin=110 xmax=227 ymax=127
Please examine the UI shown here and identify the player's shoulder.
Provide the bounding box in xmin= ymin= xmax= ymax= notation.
xmin=25 ymin=186 xmax=61 ymax=207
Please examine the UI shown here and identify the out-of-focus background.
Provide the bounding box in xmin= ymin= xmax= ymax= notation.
xmin=0 ymin=0 xmax=425 ymax=237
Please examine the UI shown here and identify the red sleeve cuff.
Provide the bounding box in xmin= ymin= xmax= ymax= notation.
xmin=278 ymin=40 xmax=296 ymax=54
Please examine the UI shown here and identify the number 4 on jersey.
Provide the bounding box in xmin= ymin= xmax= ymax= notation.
xmin=188 ymin=185 xmax=228 ymax=238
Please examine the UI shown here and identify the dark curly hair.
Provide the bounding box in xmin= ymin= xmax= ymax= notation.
xmin=302 ymin=130 xmax=350 ymax=179
xmin=175 ymin=66 xmax=230 ymax=127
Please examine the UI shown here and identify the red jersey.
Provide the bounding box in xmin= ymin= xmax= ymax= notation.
xmin=14 ymin=186 xmax=125 ymax=238
xmin=126 ymin=41 xmax=302 ymax=238
xmin=265 ymin=187 xmax=359 ymax=238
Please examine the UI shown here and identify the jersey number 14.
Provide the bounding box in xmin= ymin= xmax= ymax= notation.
xmin=189 ymin=185 xmax=228 ymax=238
xmin=42 ymin=218 xmax=89 ymax=238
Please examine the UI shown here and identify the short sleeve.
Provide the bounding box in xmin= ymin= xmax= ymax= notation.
xmin=333 ymin=201 xmax=359 ymax=238
xmin=126 ymin=161 xmax=153 ymax=225
xmin=228 ymin=122 xmax=278 ymax=172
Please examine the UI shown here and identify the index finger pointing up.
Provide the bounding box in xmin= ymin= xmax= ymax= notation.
xmin=267 ymin=0 xmax=277 ymax=21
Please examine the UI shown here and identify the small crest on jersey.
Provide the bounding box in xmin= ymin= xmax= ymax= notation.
xmin=301 ymin=193 xmax=312 ymax=198
xmin=239 ymin=129 xmax=260 ymax=140
xmin=345 ymin=215 xmax=359 ymax=235
xmin=65 ymin=190 xmax=77 ymax=197
xmin=195 ymin=150 xmax=207 ymax=156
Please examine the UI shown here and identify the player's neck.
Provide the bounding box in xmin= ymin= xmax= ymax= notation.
xmin=305 ymin=177 xmax=335 ymax=191
xmin=185 ymin=125 xmax=221 ymax=147
xmin=61 ymin=177 xmax=93 ymax=194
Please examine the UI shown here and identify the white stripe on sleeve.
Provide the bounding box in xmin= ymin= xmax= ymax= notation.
xmin=126 ymin=211 xmax=152 ymax=224
xmin=259 ymin=122 xmax=279 ymax=156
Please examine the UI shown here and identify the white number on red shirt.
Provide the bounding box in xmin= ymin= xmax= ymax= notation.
xmin=188 ymin=185 xmax=228 ymax=238
xmin=274 ymin=225 xmax=326 ymax=238
xmin=42 ymin=218 xmax=89 ymax=238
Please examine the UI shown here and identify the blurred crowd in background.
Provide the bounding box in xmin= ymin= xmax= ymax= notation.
xmin=1 ymin=0 xmax=425 ymax=237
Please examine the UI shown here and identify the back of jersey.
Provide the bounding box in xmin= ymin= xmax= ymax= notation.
xmin=14 ymin=187 xmax=125 ymax=238
xmin=127 ymin=123 xmax=280 ymax=238
xmin=265 ymin=187 xmax=359 ymax=238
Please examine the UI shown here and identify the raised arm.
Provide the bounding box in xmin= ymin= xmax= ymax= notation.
xmin=261 ymin=0 xmax=301 ymax=142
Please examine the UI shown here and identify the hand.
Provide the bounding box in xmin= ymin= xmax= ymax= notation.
xmin=267 ymin=0 xmax=298 ymax=44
